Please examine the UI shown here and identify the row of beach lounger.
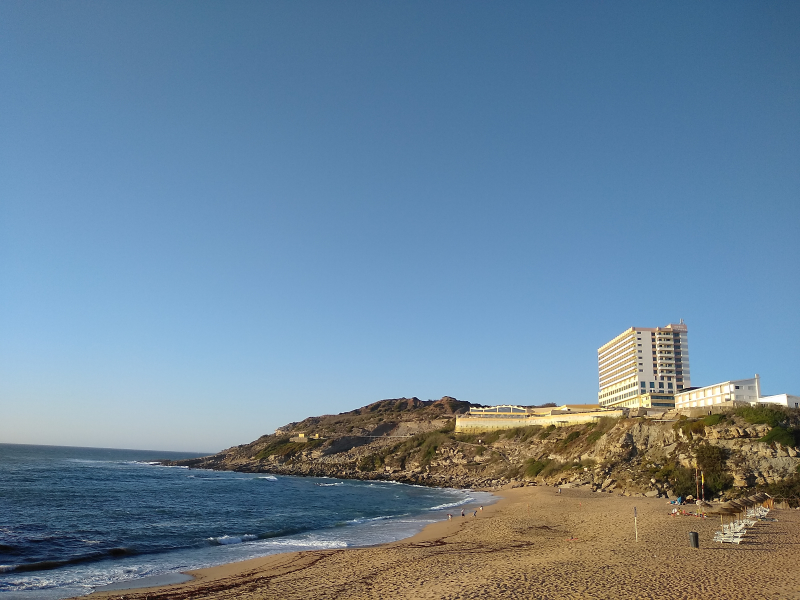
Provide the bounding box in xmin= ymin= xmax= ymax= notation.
xmin=713 ymin=504 xmax=770 ymax=544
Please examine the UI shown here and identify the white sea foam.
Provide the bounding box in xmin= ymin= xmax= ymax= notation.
xmin=427 ymin=497 xmax=474 ymax=511
xmin=316 ymin=482 xmax=343 ymax=486
xmin=208 ymin=534 xmax=258 ymax=545
xmin=346 ymin=514 xmax=409 ymax=525
xmin=257 ymin=475 xmax=278 ymax=481
xmin=261 ymin=539 xmax=348 ymax=549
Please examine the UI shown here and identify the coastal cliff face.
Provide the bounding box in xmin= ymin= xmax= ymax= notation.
xmin=167 ymin=398 xmax=800 ymax=501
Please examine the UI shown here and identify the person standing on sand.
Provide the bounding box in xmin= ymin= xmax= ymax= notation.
xmin=461 ymin=509 xmax=465 ymax=517
xmin=447 ymin=514 xmax=452 ymax=520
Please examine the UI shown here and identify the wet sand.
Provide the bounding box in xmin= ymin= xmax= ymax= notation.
xmin=82 ymin=486 xmax=800 ymax=600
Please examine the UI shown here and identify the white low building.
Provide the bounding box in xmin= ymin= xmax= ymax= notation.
xmin=675 ymin=374 xmax=800 ymax=411
xmin=674 ymin=376 xmax=760 ymax=410
xmin=757 ymin=394 xmax=800 ymax=409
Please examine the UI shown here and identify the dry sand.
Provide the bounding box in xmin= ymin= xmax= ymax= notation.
xmin=82 ymin=486 xmax=800 ymax=600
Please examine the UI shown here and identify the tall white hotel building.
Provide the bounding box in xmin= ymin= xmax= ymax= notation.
xmin=598 ymin=321 xmax=691 ymax=409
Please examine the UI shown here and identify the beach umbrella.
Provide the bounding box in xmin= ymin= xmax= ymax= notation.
xmin=728 ymin=501 xmax=748 ymax=526
xmin=723 ymin=500 xmax=747 ymax=521
xmin=737 ymin=498 xmax=756 ymax=518
xmin=705 ymin=505 xmax=737 ymax=528
xmin=722 ymin=500 xmax=745 ymax=514
xmin=746 ymin=496 xmax=764 ymax=515
xmin=722 ymin=500 xmax=745 ymax=523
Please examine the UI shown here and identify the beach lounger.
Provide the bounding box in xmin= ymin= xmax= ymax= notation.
xmin=714 ymin=531 xmax=745 ymax=544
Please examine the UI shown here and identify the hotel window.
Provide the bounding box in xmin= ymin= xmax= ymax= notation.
xmin=668 ymin=382 xmax=673 ymax=389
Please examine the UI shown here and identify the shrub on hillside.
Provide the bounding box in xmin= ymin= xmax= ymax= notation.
xmin=558 ymin=431 xmax=582 ymax=447
xmin=694 ymin=444 xmax=733 ymax=496
xmin=357 ymin=453 xmax=384 ymax=472
xmin=392 ymin=430 xmax=453 ymax=466
xmin=503 ymin=425 xmax=542 ymax=442
xmin=655 ymin=462 xmax=696 ymax=498
xmin=586 ymin=430 xmax=604 ymax=444
xmin=586 ymin=417 xmax=619 ymax=444
xmin=673 ymin=419 xmax=707 ymax=440
xmin=595 ymin=416 xmax=619 ymax=431
xmin=760 ymin=426 xmax=800 ymax=447
xmin=254 ymin=438 xmax=323 ymax=461
xmin=538 ymin=425 xmax=556 ymax=440
xmin=438 ymin=419 xmax=456 ymax=433
xmin=539 ymin=460 xmax=568 ymax=478
xmin=703 ymin=413 xmax=725 ymax=426
xmin=524 ymin=458 xmax=550 ymax=478
xmin=736 ymin=405 xmax=786 ymax=428
xmin=418 ymin=432 xmax=450 ymax=465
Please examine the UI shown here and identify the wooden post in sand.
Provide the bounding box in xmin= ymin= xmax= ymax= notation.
xmin=634 ymin=507 xmax=638 ymax=542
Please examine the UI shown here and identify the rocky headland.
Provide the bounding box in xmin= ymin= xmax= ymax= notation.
xmin=166 ymin=397 xmax=800 ymax=502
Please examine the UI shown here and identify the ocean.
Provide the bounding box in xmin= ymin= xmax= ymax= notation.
xmin=0 ymin=444 xmax=491 ymax=600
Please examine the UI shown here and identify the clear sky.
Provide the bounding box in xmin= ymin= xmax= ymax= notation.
xmin=2 ymin=2 xmax=798 ymax=453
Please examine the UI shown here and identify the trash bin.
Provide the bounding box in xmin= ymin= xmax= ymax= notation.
xmin=689 ymin=531 xmax=699 ymax=548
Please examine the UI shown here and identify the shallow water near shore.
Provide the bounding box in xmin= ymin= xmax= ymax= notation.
xmin=0 ymin=444 xmax=491 ymax=600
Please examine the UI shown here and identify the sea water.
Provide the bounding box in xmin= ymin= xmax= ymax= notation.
xmin=0 ymin=444 xmax=491 ymax=599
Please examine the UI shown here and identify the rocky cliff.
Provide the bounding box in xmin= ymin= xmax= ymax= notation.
xmin=167 ymin=398 xmax=800 ymax=501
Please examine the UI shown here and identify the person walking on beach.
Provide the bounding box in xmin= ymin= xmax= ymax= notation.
xmin=473 ymin=510 xmax=478 ymax=517
xmin=461 ymin=509 xmax=465 ymax=517
xmin=447 ymin=513 xmax=452 ymax=520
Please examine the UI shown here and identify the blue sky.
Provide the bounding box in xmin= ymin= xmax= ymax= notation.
xmin=2 ymin=2 xmax=798 ymax=452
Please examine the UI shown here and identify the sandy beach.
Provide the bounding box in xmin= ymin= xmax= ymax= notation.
xmin=82 ymin=486 xmax=800 ymax=600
